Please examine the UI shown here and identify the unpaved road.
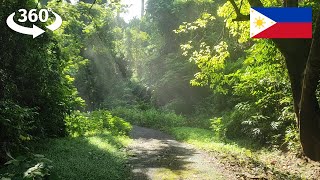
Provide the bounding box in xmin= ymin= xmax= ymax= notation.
xmin=127 ymin=126 xmax=237 ymax=180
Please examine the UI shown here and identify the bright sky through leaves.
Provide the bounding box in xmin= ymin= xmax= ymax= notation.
xmin=121 ymin=0 xmax=146 ymax=22
xmin=69 ymin=0 xmax=144 ymax=23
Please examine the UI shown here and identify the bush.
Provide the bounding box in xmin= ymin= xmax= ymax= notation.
xmin=0 ymin=154 xmax=52 ymax=180
xmin=219 ymin=101 xmax=295 ymax=147
xmin=0 ymin=101 xmax=37 ymax=163
xmin=91 ymin=110 xmax=132 ymax=135
xmin=210 ymin=117 xmax=225 ymax=139
xmin=111 ymin=107 xmax=186 ymax=129
xmin=65 ymin=111 xmax=102 ymax=137
xmin=65 ymin=110 xmax=132 ymax=137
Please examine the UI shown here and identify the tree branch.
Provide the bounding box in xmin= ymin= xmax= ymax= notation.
xmin=228 ymin=0 xmax=264 ymax=21
xmin=247 ymin=0 xmax=263 ymax=7
xmin=228 ymin=0 xmax=249 ymax=21
xmin=89 ymin=0 xmax=97 ymax=10
xmin=283 ymin=0 xmax=298 ymax=7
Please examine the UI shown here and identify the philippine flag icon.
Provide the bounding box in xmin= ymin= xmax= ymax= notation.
xmin=250 ymin=7 xmax=312 ymax=39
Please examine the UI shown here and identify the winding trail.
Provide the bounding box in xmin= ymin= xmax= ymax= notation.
xmin=127 ymin=126 xmax=237 ymax=180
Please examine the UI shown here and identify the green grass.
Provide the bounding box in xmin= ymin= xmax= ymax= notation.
xmin=167 ymin=127 xmax=252 ymax=159
xmin=166 ymin=127 xmax=315 ymax=179
xmin=34 ymin=130 xmax=131 ymax=180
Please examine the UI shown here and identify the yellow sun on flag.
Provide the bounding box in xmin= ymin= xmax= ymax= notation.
xmin=254 ymin=16 xmax=265 ymax=29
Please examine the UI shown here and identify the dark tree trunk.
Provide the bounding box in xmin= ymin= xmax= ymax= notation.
xmin=273 ymin=12 xmax=320 ymax=160
xmin=299 ymin=11 xmax=320 ymax=160
xmin=272 ymin=39 xmax=311 ymax=118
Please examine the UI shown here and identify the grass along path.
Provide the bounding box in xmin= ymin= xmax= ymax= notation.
xmin=168 ymin=127 xmax=320 ymax=179
xmin=31 ymin=126 xmax=320 ymax=179
xmin=35 ymin=130 xmax=131 ymax=180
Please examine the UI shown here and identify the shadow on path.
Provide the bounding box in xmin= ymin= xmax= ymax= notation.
xmin=128 ymin=126 xmax=227 ymax=180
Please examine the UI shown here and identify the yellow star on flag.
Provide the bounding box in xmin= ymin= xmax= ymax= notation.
xmin=254 ymin=17 xmax=265 ymax=29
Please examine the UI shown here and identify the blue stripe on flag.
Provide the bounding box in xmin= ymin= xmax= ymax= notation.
xmin=252 ymin=7 xmax=312 ymax=22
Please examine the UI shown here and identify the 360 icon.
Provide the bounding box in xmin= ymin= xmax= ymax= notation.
xmin=6 ymin=8 xmax=62 ymax=38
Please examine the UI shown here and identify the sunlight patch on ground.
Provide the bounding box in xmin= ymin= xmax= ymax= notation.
xmin=154 ymin=168 xmax=204 ymax=180
xmin=88 ymin=136 xmax=118 ymax=152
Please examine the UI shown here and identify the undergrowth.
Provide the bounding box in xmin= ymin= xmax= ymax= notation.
xmin=111 ymin=107 xmax=186 ymax=130
xmin=34 ymin=130 xmax=131 ymax=180
xmin=0 ymin=110 xmax=132 ymax=179
xmin=168 ymin=127 xmax=320 ymax=179
xmin=65 ymin=110 xmax=132 ymax=137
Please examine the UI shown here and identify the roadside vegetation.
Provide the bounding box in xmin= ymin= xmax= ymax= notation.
xmin=168 ymin=127 xmax=320 ymax=179
xmin=34 ymin=131 xmax=131 ymax=180
xmin=0 ymin=110 xmax=132 ymax=179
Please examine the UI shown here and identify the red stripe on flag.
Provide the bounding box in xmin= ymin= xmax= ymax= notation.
xmin=253 ymin=23 xmax=312 ymax=39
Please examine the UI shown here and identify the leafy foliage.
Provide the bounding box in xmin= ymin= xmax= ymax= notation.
xmin=173 ymin=0 xmax=298 ymax=148
xmin=111 ymin=107 xmax=186 ymax=129
xmin=0 ymin=154 xmax=53 ymax=180
xmin=65 ymin=110 xmax=132 ymax=137
xmin=0 ymin=101 xmax=36 ymax=151
xmin=0 ymin=0 xmax=82 ymax=163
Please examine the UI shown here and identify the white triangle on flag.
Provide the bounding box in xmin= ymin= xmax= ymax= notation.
xmin=250 ymin=8 xmax=276 ymax=38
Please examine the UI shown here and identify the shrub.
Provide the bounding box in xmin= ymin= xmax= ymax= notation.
xmin=0 ymin=100 xmax=37 ymax=163
xmin=65 ymin=110 xmax=132 ymax=137
xmin=0 ymin=154 xmax=52 ymax=179
xmin=111 ymin=107 xmax=186 ymax=129
xmin=210 ymin=117 xmax=225 ymax=139
xmin=91 ymin=110 xmax=132 ymax=135
xmin=221 ymin=101 xmax=295 ymax=147
xmin=65 ymin=111 xmax=103 ymax=137
xmin=284 ymin=125 xmax=300 ymax=152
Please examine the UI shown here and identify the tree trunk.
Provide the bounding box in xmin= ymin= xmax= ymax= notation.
xmin=141 ymin=0 xmax=145 ymax=17
xmin=252 ymin=0 xmax=320 ymax=160
xmin=272 ymin=39 xmax=310 ymax=119
xmin=299 ymin=11 xmax=320 ymax=161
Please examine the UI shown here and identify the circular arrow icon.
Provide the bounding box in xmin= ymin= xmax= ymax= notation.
xmin=46 ymin=11 xmax=62 ymax=31
xmin=6 ymin=12 xmax=45 ymax=38
xmin=6 ymin=9 xmax=62 ymax=38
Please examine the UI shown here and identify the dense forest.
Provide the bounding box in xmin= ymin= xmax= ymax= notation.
xmin=1 ymin=0 xmax=320 ymax=179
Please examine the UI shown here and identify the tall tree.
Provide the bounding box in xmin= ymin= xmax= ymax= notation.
xmin=228 ymin=0 xmax=320 ymax=160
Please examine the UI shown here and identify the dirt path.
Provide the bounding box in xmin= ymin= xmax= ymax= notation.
xmin=127 ymin=126 xmax=237 ymax=180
